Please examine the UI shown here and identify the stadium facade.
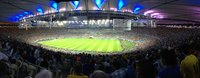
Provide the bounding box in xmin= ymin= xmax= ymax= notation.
xmin=18 ymin=0 xmax=157 ymax=29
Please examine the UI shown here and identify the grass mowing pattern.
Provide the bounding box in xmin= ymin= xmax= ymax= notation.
xmin=38 ymin=38 xmax=135 ymax=53
xmin=120 ymin=40 xmax=136 ymax=51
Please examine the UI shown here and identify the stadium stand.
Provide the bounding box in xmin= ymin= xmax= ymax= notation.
xmin=0 ymin=27 xmax=200 ymax=78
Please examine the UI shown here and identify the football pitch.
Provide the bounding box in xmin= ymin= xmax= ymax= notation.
xmin=38 ymin=38 xmax=135 ymax=53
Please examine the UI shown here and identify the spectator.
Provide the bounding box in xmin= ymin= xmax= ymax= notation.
xmin=180 ymin=46 xmax=199 ymax=78
xmin=136 ymin=59 xmax=156 ymax=78
xmin=0 ymin=61 xmax=10 ymax=78
xmin=0 ymin=41 xmax=2 ymax=50
xmin=158 ymin=49 xmax=182 ymax=78
xmin=40 ymin=58 xmax=49 ymax=68
xmin=67 ymin=61 xmax=88 ymax=78
xmin=111 ymin=58 xmax=127 ymax=78
xmin=35 ymin=69 xmax=53 ymax=78
xmin=0 ymin=52 xmax=8 ymax=61
xmin=90 ymin=70 xmax=109 ymax=78
xmin=125 ymin=62 xmax=136 ymax=78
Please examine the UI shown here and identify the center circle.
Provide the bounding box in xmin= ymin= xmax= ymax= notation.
xmin=37 ymin=38 xmax=136 ymax=54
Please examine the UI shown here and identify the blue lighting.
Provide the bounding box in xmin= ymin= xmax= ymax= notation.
xmin=95 ymin=0 xmax=105 ymax=9
xmin=37 ymin=8 xmax=44 ymax=13
xmin=15 ymin=16 xmax=19 ymax=18
xmin=10 ymin=18 xmax=18 ymax=22
xmin=71 ymin=1 xmax=80 ymax=9
xmin=24 ymin=12 xmax=29 ymax=14
xmin=117 ymin=0 xmax=125 ymax=10
xmin=134 ymin=7 xmax=141 ymax=12
xmin=9 ymin=16 xmax=19 ymax=22
xmin=19 ymin=14 xmax=23 ymax=17
xmin=51 ymin=2 xmax=59 ymax=11
xmin=133 ymin=5 xmax=142 ymax=14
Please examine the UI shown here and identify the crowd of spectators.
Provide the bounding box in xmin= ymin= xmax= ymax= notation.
xmin=0 ymin=27 xmax=200 ymax=78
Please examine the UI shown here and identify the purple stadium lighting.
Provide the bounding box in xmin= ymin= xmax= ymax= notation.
xmin=110 ymin=7 xmax=117 ymax=11
xmin=156 ymin=15 xmax=164 ymax=19
xmin=151 ymin=13 xmax=160 ymax=17
xmin=144 ymin=10 xmax=154 ymax=16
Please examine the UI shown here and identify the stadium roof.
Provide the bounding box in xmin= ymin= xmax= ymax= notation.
xmin=0 ymin=0 xmax=200 ymax=24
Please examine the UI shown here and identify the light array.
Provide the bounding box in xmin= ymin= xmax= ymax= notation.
xmin=12 ymin=0 xmax=145 ymax=22
xmin=71 ymin=1 xmax=80 ymax=9
xmin=51 ymin=2 xmax=59 ymax=11
xmin=117 ymin=0 xmax=125 ymax=10
xmin=95 ymin=0 xmax=105 ymax=9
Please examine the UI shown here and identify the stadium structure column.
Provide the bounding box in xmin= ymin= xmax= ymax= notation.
xmin=150 ymin=20 xmax=153 ymax=27
xmin=131 ymin=20 xmax=136 ymax=27
xmin=146 ymin=16 xmax=151 ymax=27
xmin=147 ymin=18 xmax=153 ymax=27
xmin=25 ymin=19 xmax=28 ymax=30
xmin=50 ymin=15 xmax=53 ymax=29
xmin=151 ymin=20 xmax=154 ymax=27
xmin=152 ymin=20 xmax=156 ymax=28
xmin=150 ymin=19 xmax=156 ymax=28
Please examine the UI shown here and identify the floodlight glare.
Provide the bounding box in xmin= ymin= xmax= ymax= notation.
xmin=37 ymin=8 xmax=44 ymax=13
xmin=16 ymin=16 xmax=19 ymax=18
xmin=117 ymin=0 xmax=125 ymax=10
xmin=133 ymin=7 xmax=141 ymax=13
xmin=71 ymin=1 xmax=80 ymax=9
xmin=24 ymin=12 xmax=29 ymax=14
xmin=95 ymin=0 xmax=105 ymax=9
xmin=19 ymin=14 xmax=23 ymax=17
xmin=52 ymin=2 xmax=59 ymax=11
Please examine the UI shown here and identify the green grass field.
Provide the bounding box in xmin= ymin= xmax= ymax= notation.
xmin=38 ymin=38 xmax=136 ymax=53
